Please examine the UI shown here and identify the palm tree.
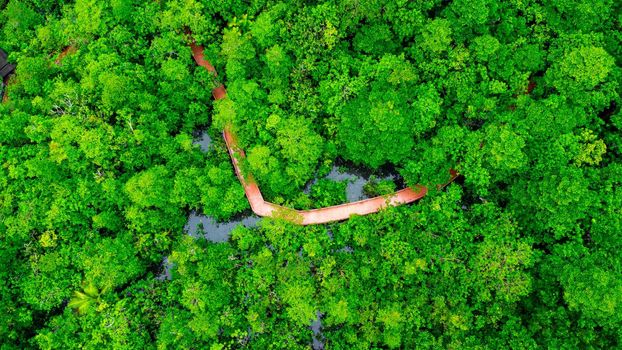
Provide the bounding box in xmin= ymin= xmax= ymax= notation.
xmin=68 ymin=283 xmax=101 ymax=314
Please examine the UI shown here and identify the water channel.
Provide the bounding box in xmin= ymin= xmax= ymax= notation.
xmin=310 ymin=311 xmax=324 ymax=350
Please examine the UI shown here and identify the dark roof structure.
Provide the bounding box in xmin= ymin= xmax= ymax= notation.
xmin=1 ymin=49 xmax=16 ymax=79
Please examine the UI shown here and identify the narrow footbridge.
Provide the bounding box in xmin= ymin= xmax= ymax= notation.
xmin=190 ymin=41 xmax=458 ymax=225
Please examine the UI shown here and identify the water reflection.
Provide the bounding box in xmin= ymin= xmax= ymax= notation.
xmin=326 ymin=166 xmax=368 ymax=202
xmin=185 ymin=129 xmax=260 ymax=243
xmin=306 ymin=163 xmax=399 ymax=203
xmin=185 ymin=211 xmax=261 ymax=242
xmin=156 ymin=257 xmax=174 ymax=281
xmin=310 ymin=311 xmax=324 ymax=350
xmin=161 ymin=212 xmax=258 ymax=282
xmin=193 ymin=130 xmax=212 ymax=152
xmin=337 ymin=246 xmax=354 ymax=253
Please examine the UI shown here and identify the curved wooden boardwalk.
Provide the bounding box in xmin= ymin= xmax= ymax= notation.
xmin=191 ymin=42 xmax=458 ymax=225
xmin=2 ymin=41 xmax=457 ymax=226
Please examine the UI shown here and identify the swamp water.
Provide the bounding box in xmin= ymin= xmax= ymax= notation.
xmin=310 ymin=311 xmax=325 ymax=350
xmin=168 ymin=136 xmax=366 ymax=347
xmin=193 ymin=130 xmax=213 ymax=152
xmin=185 ymin=211 xmax=261 ymax=242
xmin=305 ymin=159 xmax=404 ymax=203
xmin=185 ymin=130 xmax=261 ymax=243
xmin=158 ymin=131 xmax=260 ymax=279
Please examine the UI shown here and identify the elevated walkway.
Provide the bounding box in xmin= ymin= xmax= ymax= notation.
xmin=190 ymin=41 xmax=458 ymax=225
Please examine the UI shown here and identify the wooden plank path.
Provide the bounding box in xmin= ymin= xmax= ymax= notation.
xmin=1 ymin=41 xmax=458 ymax=226
xmin=191 ymin=41 xmax=458 ymax=225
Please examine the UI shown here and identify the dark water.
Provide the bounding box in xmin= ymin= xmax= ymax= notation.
xmin=193 ymin=130 xmax=212 ymax=152
xmin=310 ymin=311 xmax=324 ymax=350
xmin=327 ymin=166 xmax=369 ymax=202
xmin=156 ymin=257 xmax=174 ymax=281
xmin=336 ymin=246 xmax=354 ymax=253
xmin=326 ymin=228 xmax=334 ymax=240
xmin=185 ymin=129 xmax=260 ymax=242
xmin=185 ymin=211 xmax=261 ymax=242
xmin=305 ymin=161 xmax=400 ymax=203
xmin=157 ymin=211 xmax=259 ymax=281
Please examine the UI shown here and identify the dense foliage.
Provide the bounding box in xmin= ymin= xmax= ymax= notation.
xmin=1 ymin=0 xmax=621 ymax=348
